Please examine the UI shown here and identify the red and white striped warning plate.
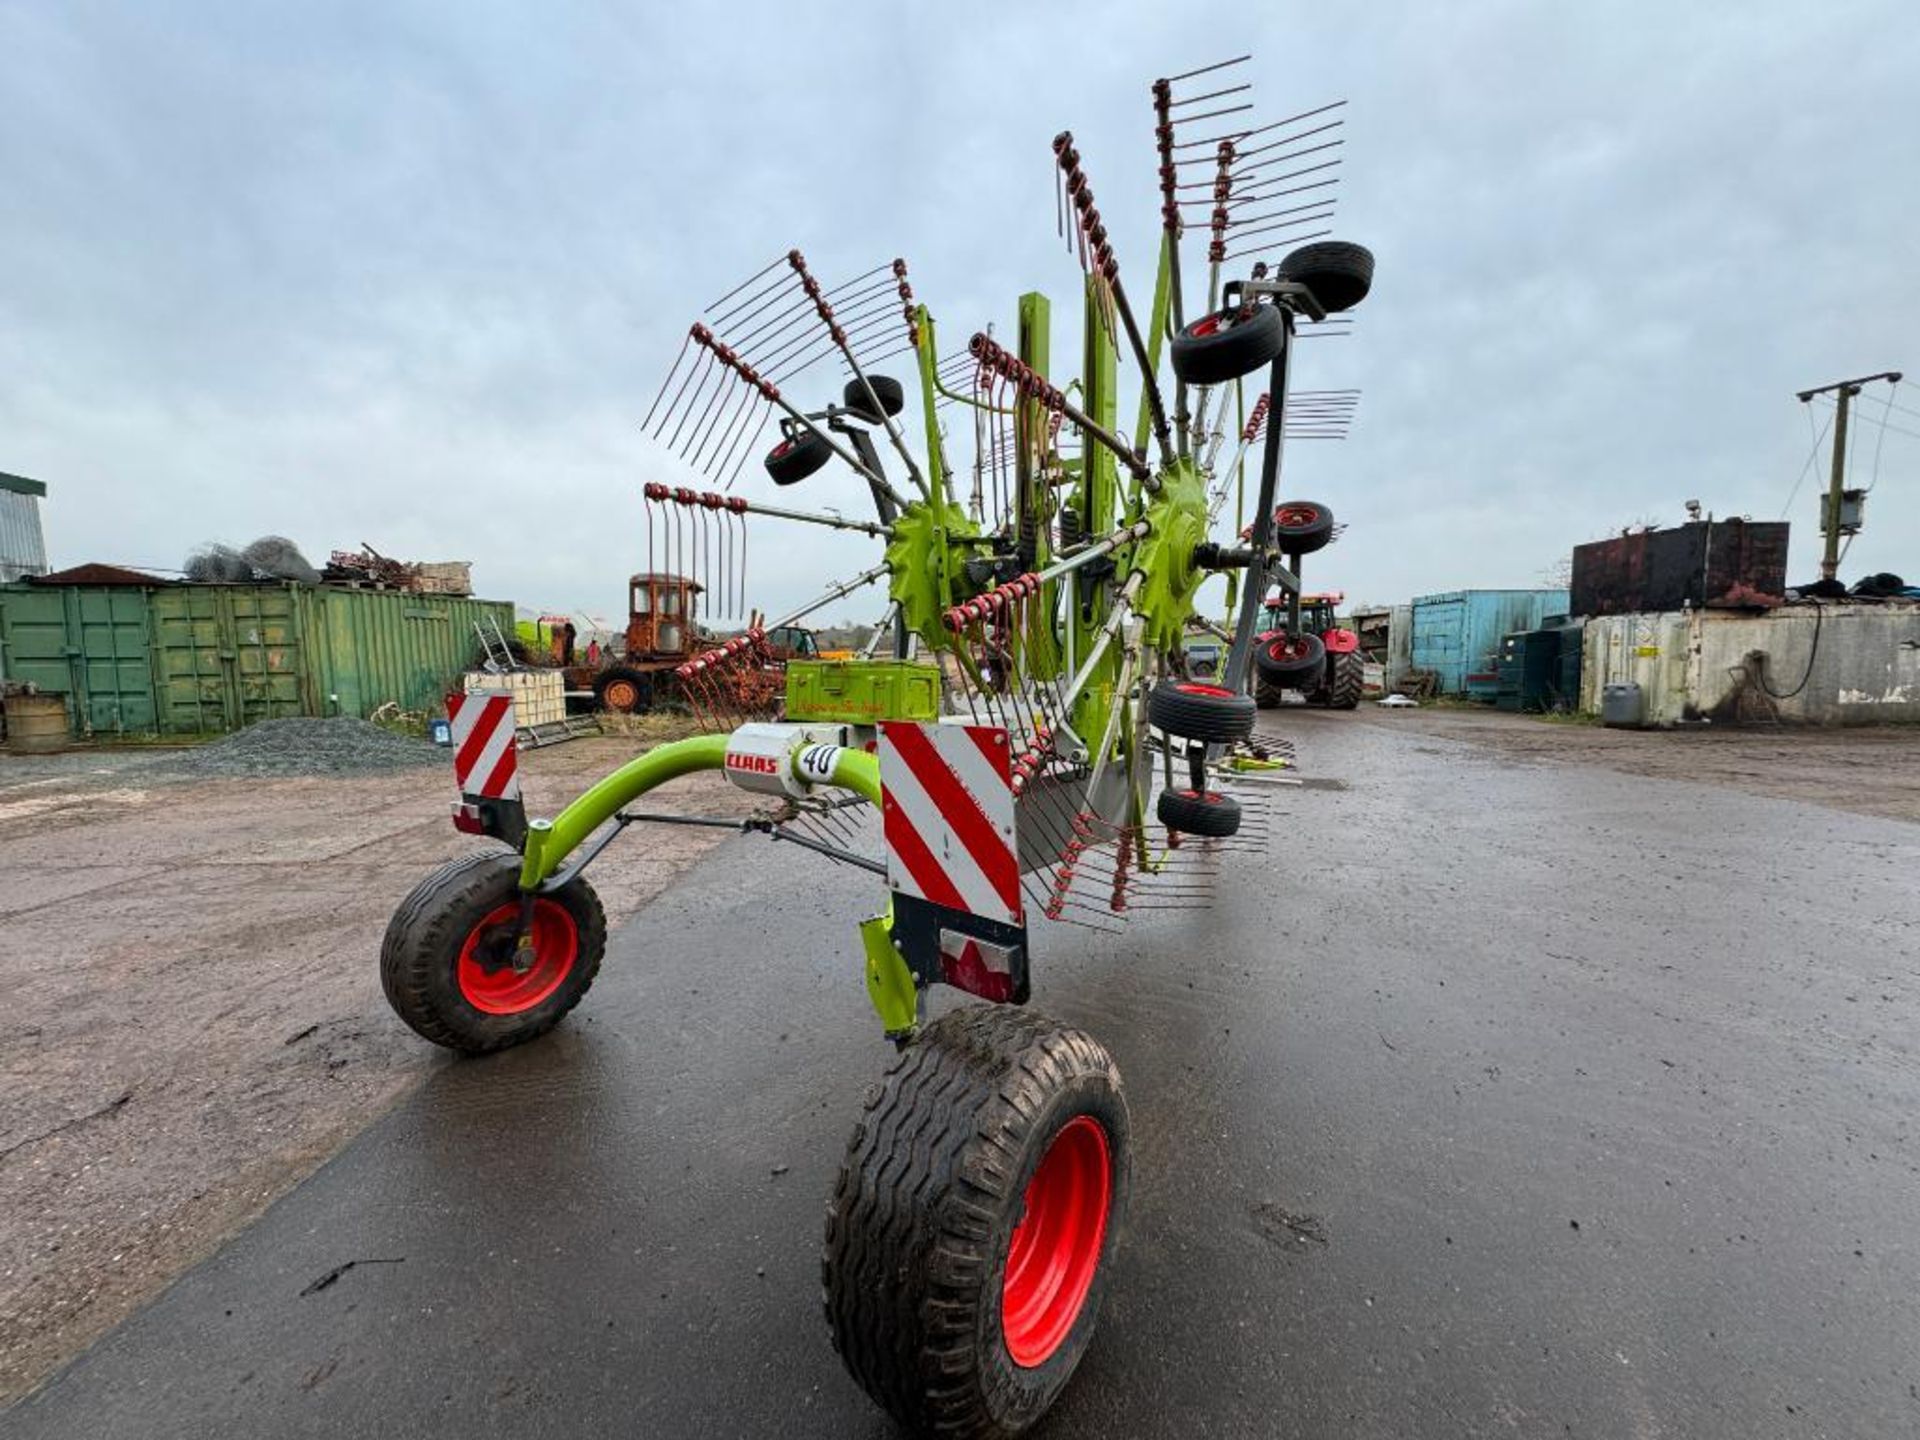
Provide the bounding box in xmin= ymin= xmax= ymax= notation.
xmin=449 ymin=690 xmax=520 ymax=800
xmin=880 ymin=721 xmax=1021 ymax=927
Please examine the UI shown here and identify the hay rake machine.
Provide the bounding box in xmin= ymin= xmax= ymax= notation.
xmin=382 ymin=55 xmax=1374 ymax=1438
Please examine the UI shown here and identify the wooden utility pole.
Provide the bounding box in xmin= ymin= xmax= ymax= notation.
xmin=1797 ymin=370 xmax=1901 ymax=580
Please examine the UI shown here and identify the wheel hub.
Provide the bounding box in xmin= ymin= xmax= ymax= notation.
xmin=1002 ymin=1115 xmax=1113 ymax=1368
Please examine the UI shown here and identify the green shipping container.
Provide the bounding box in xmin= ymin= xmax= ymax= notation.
xmin=0 ymin=584 xmax=158 ymax=734
xmin=0 ymin=581 xmax=515 ymax=737
xmin=300 ymin=587 xmax=517 ymax=718
xmin=150 ymin=585 xmax=306 ymax=733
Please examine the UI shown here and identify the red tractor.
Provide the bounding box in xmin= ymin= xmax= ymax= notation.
xmin=1253 ymin=587 xmax=1362 ymax=708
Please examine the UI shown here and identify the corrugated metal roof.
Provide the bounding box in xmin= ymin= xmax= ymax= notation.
xmin=30 ymin=562 xmax=171 ymax=586
xmin=0 ymin=471 xmax=48 ymax=497
xmin=0 ymin=489 xmax=49 ymax=583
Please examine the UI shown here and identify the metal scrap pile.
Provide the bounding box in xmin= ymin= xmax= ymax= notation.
xmin=322 ymin=545 xmax=472 ymax=594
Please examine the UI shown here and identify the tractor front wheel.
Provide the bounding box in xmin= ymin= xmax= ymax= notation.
xmin=824 ymin=1006 xmax=1130 ymax=1438
xmin=595 ymin=666 xmax=652 ymax=714
xmin=380 ymin=851 xmax=605 ymax=1054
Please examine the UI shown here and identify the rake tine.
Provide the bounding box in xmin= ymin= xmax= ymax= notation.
xmin=708 ymin=262 xmax=796 ymax=329
xmin=1170 ymin=81 xmax=1252 ymax=108
xmin=705 ymin=252 xmax=789 ymax=313
xmin=1163 ymin=53 xmax=1252 ymax=84
xmin=642 ymin=332 xmax=694 ymax=433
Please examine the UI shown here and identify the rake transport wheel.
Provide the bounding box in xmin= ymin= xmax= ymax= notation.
xmin=1146 ymin=677 xmax=1255 ymax=744
xmin=1157 ymin=787 xmax=1243 ymax=838
xmin=594 ymin=665 xmax=652 ymax=714
xmin=824 ymin=1006 xmax=1130 ymax=1439
xmin=380 ymin=851 xmax=605 ymax=1054
xmin=1326 ymin=650 xmax=1364 ymax=709
xmin=1169 ymin=303 xmax=1285 ymax=386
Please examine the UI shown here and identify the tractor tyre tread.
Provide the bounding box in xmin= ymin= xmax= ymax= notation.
xmin=1327 ymin=651 xmax=1364 ymax=709
xmin=380 ymin=851 xmax=605 ymax=1055
xmin=823 ymin=1005 xmax=1130 ymax=1439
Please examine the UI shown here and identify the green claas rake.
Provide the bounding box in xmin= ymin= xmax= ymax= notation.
xmin=382 ymin=56 xmax=1374 ymax=1438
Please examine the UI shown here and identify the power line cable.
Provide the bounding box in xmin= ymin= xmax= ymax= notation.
xmin=1781 ymin=407 xmax=1832 ymax=518
xmin=1808 ymin=391 xmax=1920 ymax=444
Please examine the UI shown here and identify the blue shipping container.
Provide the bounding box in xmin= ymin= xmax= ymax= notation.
xmin=1410 ymin=589 xmax=1570 ymax=694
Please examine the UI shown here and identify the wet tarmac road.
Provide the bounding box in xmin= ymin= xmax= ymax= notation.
xmin=10 ymin=716 xmax=1920 ymax=1438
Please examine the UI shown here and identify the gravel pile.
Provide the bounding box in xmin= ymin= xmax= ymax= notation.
xmin=148 ymin=717 xmax=445 ymax=779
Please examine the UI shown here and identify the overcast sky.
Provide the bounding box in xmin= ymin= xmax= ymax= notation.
xmin=4 ymin=2 xmax=1917 ymax=629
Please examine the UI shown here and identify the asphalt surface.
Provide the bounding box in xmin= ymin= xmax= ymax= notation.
xmin=10 ymin=715 xmax=1919 ymax=1438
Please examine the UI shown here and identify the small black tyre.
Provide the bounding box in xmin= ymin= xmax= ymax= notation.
xmin=380 ymin=851 xmax=605 ymax=1055
xmin=594 ymin=666 xmax=652 ymax=713
xmin=1254 ymin=630 xmax=1327 ymax=684
xmin=824 ymin=1005 xmax=1130 ymax=1438
xmin=765 ymin=428 xmax=833 ymax=486
xmin=1326 ymin=650 xmax=1364 ymax=709
xmin=842 ymin=374 xmax=905 ymax=423
xmin=1275 ymin=240 xmax=1375 ymax=313
xmin=1157 ymin=787 xmax=1242 ymax=838
xmin=1170 ymin=304 xmax=1286 ymax=387
xmin=1146 ymin=677 xmax=1255 ymax=743
xmin=1272 ymin=499 xmax=1335 ymax=555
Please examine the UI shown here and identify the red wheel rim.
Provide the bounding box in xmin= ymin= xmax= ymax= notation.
xmin=604 ymin=680 xmax=638 ymax=709
xmin=456 ymin=900 xmax=579 ymax=1015
xmin=1267 ymin=636 xmax=1312 ymax=663
xmin=1189 ymin=314 xmax=1222 ymax=337
xmin=770 ymin=438 xmax=795 ymax=459
xmin=1275 ymin=503 xmax=1320 ymax=530
xmin=1002 ymin=1115 xmax=1112 ymax=1368
xmin=1173 ymin=682 xmax=1233 ymax=697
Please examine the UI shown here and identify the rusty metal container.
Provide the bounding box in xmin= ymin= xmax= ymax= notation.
xmin=3 ymin=691 xmax=69 ymax=752
xmin=1570 ymin=519 xmax=1789 ymax=618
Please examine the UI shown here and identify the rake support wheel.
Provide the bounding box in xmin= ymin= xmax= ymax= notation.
xmin=765 ymin=428 xmax=834 ymax=486
xmin=1254 ymin=631 xmax=1328 ymax=685
xmin=842 ymin=374 xmax=905 ymax=422
xmin=824 ymin=1006 xmax=1130 ymax=1439
xmin=1272 ymin=500 xmax=1335 ymax=556
xmin=1146 ymin=678 xmax=1255 ymax=743
xmin=1275 ymin=240 xmax=1375 ymax=314
xmin=1157 ymin=787 xmax=1242 ymax=838
xmin=381 ymin=851 xmax=605 ymax=1055
xmin=1170 ymin=304 xmax=1285 ymax=386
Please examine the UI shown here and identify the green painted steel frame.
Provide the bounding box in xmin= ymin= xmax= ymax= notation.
xmin=517 ymin=732 xmax=883 ymax=890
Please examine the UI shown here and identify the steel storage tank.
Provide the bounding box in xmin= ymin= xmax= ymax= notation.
xmin=1602 ymin=682 xmax=1645 ymax=728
